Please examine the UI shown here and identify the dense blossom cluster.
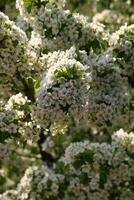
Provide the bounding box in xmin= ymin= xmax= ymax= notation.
xmin=0 ymin=0 xmax=134 ymax=199
xmin=35 ymin=46 xmax=133 ymax=134
xmin=111 ymin=25 xmax=134 ymax=71
xmin=16 ymin=0 xmax=108 ymax=55
xmin=0 ymin=93 xmax=40 ymax=145
xmin=0 ymin=12 xmax=27 ymax=76
xmin=1 ymin=130 xmax=134 ymax=200
xmin=36 ymin=48 xmax=89 ymax=129
xmin=0 ymin=12 xmax=31 ymax=99
xmin=67 ymin=0 xmax=134 ymax=26
xmin=93 ymin=10 xmax=127 ymax=31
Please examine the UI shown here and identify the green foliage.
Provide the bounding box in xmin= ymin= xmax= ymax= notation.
xmin=23 ymin=0 xmax=49 ymax=13
xmin=54 ymin=65 xmax=84 ymax=80
xmin=23 ymin=0 xmax=36 ymax=13
xmin=73 ymin=149 xmax=94 ymax=169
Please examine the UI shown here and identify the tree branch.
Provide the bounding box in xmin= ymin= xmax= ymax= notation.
xmin=17 ymin=70 xmax=56 ymax=164
xmin=38 ymin=132 xmax=56 ymax=165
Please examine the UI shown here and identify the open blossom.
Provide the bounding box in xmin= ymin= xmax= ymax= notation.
xmin=5 ymin=93 xmax=30 ymax=110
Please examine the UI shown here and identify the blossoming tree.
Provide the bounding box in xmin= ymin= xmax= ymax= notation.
xmin=0 ymin=0 xmax=134 ymax=199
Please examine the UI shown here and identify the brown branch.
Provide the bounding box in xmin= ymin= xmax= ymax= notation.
xmin=38 ymin=132 xmax=56 ymax=165
xmin=17 ymin=70 xmax=56 ymax=164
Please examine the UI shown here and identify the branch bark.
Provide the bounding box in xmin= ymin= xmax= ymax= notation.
xmin=38 ymin=132 xmax=56 ymax=165
xmin=17 ymin=70 xmax=55 ymax=164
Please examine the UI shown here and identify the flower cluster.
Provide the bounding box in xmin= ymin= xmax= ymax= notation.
xmin=16 ymin=165 xmax=65 ymax=200
xmin=16 ymin=0 xmax=108 ymax=55
xmin=0 ymin=93 xmax=40 ymax=143
xmin=111 ymin=24 xmax=134 ymax=76
xmin=93 ymin=10 xmax=127 ymax=31
xmin=86 ymin=54 xmax=131 ymax=133
xmin=35 ymin=47 xmax=90 ymax=132
xmin=36 ymin=47 xmax=133 ymax=134
xmin=0 ymin=12 xmax=30 ymax=99
xmin=0 ymin=190 xmax=18 ymax=200
xmin=0 ymin=12 xmax=27 ymax=76
xmin=1 ymin=129 xmax=133 ymax=200
xmin=67 ymin=0 xmax=134 ymax=19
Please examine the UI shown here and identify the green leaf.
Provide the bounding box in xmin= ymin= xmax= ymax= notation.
xmin=12 ymin=40 xmax=19 ymax=47
xmin=54 ymin=65 xmax=84 ymax=80
xmin=23 ymin=0 xmax=36 ymax=13
xmin=73 ymin=158 xmax=84 ymax=169
xmin=47 ymin=179 xmax=52 ymax=188
xmin=91 ymin=39 xmax=101 ymax=54
xmin=33 ymin=79 xmax=40 ymax=91
xmin=56 ymin=161 xmax=69 ymax=174
xmin=0 ymin=36 xmax=7 ymax=48
xmin=129 ymin=177 xmax=134 ymax=191
xmin=27 ymin=77 xmax=40 ymax=93
xmin=79 ymin=173 xmax=90 ymax=184
xmin=27 ymin=77 xmax=34 ymax=92
xmin=0 ymin=131 xmax=10 ymax=143
xmin=99 ymin=163 xmax=110 ymax=189
xmin=23 ymin=0 xmax=49 ymax=13
xmin=73 ymin=149 xmax=94 ymax=169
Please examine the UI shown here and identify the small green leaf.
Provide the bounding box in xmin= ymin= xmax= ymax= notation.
xmin=99 ymin=163 xmax=110 ymax=189
xmin=27 ymin=77 xmax=34 ymax=92
xmin=23 ymin=0 xmax=36 ymax=13
xmin=73 ymin=159 xmax=84 ymax=169
xmin=33 ymin=79 xmax=40 ymax=91
xmin=54 ymin=65 xmax=84 ymax=80
xmin=27 ymin=77 xmax=40 ymax=93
